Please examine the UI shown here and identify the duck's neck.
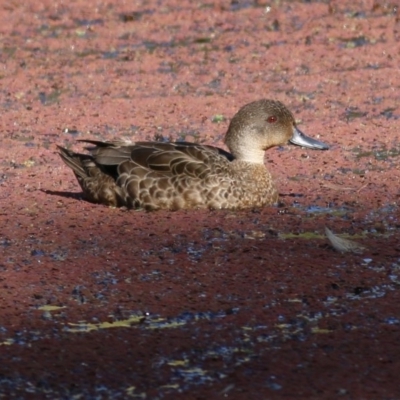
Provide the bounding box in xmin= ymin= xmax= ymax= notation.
xmin=232 ymin=147 xmax=266 ymax=164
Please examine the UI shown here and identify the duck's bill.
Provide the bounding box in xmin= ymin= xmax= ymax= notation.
xmin=290 ymin=127 xmax=329 ymax=150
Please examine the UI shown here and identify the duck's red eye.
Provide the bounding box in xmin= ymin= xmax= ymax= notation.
xmin=267 ymin=115 xmax=277 ymax=123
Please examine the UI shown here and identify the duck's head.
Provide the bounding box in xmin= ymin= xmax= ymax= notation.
xmin=224 ymin=99 xmax=329 ymax=163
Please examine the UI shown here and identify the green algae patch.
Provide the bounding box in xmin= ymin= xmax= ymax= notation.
xmin=38 ymin=305 xmax=66 ymax=312
xmin=311 ymin=327 xmax=333 ymax=334
xmin=67 ymin=315 xmax=144 ymax=333
xmin=281 ymin=231 xmax=366 ymax=240
xmin=352 ymin=145 xmax=400 ymax=161
xmin=0 ymin=338 xmax=14 ymax=346
xmin=279 ymin=232 xmax=324 ymax=240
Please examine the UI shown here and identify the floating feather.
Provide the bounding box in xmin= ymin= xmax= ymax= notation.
xmin=325 ymin=227 xmax=366 ymax=254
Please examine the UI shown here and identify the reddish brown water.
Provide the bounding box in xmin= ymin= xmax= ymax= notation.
xmin=1 ymin=0 xmax=400 ymax=398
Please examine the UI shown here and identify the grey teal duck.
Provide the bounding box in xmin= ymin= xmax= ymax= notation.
xmin=58 ymin=99 xmax=329 ymax=210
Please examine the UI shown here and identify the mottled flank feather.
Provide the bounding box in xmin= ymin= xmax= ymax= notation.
xmin=57 ymin=99 xmax=328 ymax=210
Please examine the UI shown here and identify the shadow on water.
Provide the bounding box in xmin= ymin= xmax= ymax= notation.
xmin=40 ymin=188 xmax=82 ymax=201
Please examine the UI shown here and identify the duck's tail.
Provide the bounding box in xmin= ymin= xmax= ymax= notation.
xmin=57 ymin=145 xmax=127 ymax=207
xmin=57 ymin=145 xmax=94 ymax=180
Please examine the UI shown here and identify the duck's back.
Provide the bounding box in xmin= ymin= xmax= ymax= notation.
xmin=90 ymin=141 xmax=232 ymax=175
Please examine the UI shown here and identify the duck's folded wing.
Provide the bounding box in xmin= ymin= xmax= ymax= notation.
xmin=79 ymin=140 xmax=134 ymax=165
xmin=142 ymin=142 xmax=232 ymax=178
xmin=81 ymin=141 xmax=232 ymax=179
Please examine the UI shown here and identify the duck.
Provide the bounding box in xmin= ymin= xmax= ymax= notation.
xmin=57 ymin=99 xmax=329 ymax=210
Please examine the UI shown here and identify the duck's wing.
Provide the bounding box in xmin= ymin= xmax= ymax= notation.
xmin=80 ymin=140 xmax=233 ymax=179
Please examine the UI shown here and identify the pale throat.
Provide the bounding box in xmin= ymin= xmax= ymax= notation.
xmin=233 ymin=146 xmax=266 ymax=164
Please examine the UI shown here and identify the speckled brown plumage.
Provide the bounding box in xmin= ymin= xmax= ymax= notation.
xmin=58 ymin=99 xmax=329 ymax=210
